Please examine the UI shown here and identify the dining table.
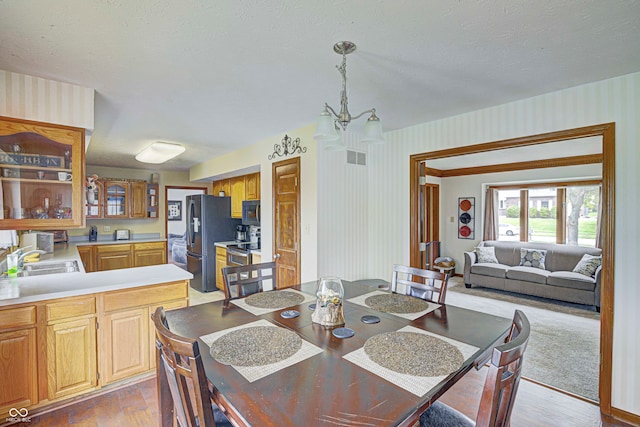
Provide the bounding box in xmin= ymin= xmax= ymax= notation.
xmin=160 ymin=280 xmax=512 ymax=427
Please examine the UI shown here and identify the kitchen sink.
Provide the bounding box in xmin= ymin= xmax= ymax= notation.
xmin=20 ymin=260 xmax=80 ymax=277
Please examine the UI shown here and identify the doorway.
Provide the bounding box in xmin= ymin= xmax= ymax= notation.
xmin=409 ymin=123 xmax=615 ymax=416
xmin=165 ymin=186 xmax=207 ymax=267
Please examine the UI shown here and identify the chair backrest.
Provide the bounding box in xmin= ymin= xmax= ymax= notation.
xmin=391 ymin=264 xmax=449 ymax=304
xmin=222 ymin=261 xmax=277 ymax=300
xmin=153 ymin=307 xmax=215 ymax=427
xmin=475 ymin=309 xmax=531 ymax=427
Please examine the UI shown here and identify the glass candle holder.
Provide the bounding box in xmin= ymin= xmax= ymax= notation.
xmin=311 ymin=276 xmax=345 ymax=327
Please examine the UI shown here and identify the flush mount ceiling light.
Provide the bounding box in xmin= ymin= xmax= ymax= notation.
xmin=313 ymin=41 xmax=385 ymax=149
xmin=135 ymin=142 xmax=185 ymax=164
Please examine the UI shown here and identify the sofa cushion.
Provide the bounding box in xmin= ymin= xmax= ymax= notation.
xmin=572 ymin=254 xmax=602 ymax=277
xmin=519 ymin=248 xmax=547 ymax=270
xmin=471 ymin=263 xmax=509 ymax=279
xmin=506 ymin=266 xmax=550 ymax=284
xmin=547 ymin=271 xmax=596 ymax=291
xmin=475 ymin=246 xmax=499 ymax=264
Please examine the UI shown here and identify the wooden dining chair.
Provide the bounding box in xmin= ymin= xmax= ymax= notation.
xmin=153 ymin=307 xmax=232 ymax=427
xmin=222 ymin=261 xmax=277 ymax=300
xmin=391 ymin=264 xmax=450 ymax=304
xmin=419 ymin=309 xmax=531 ymax=427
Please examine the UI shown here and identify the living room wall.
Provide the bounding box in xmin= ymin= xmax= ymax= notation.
xmin=365 ymin=72 xmax=639 ymax=415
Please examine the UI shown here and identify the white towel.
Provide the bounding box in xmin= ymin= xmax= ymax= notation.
xmin=0 ymin=230 xmax=18 ymax=249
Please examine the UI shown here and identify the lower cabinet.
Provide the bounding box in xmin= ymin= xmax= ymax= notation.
xmin=83 ymin=241 xmax=167 ymax=272
xmin=96 ymin=244 xmax=133 ymax=271
xmin=102 ymin=307 xmax=150 ymax=383
xmin=133 ymin=241 xmax=167 ymax=267
xmin=77 ymin=245 xmax=95 ymax=272
xmin=216 ymin=246 xmax=227 ymax=293
xmin=0 ymin=328 xmax=38 ymax=414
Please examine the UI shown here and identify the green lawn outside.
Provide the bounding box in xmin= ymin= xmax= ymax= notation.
xmin=502 ymin=217 xmax=597 ymax=239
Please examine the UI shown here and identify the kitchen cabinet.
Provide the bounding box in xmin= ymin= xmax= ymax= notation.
xmin=0 ymin=116 xmax=85 ymax=230
xmin=45 ymin=296 xmax=98 ymax=400
xmin=101 ymin=281 xmax=188 ymax=384
xmin=133 ymin=241 xmax=167 ymax=267
xmin=95 ymin=243 xmax=133 ymax=271
xmin=230 ymin=176 xmax=245 ymax=218
xmin=85 ymin=179 xmax=103 ymax=219
xmin=146 ymin=183 xmax=159 ymax=218
xmin=212 ymin=179 xmax=230 ymax=197
xmin=252 ymin=253 xmax=262 ymax=264
xmin=245 ymin=173 xmax=260 ymax=200
xmin=77 ymin=245 xmax=95 ymax=272
xmin=0 ymin=306 xmax=38 ymax=414
xmin=129 ymin=181 xmax=147 ymax=218
xmin=215 ymin=246 xmax=227 ymax=293
xmin=103 ymin=180 xmax=129 ymax=218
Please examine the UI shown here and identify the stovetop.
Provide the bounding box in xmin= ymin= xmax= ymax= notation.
xmin=228 ymin=241 xmax=260 ymax=252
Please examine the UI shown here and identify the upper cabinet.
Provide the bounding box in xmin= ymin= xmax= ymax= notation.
xmin=103 ymin=180 xmax=129 ymax=218
xmin=229 ymin=176 xmax=245 ymax=218
xmin=0 ymin=116 xmax=86 ymax=230
xmin=214 ymin=172 xmax=260 ymax=219
xmin=129 ymin=181 xmax=146 ymax=219
xmin=245 ymin=173 xmax=260 ymax=200
xmin=87 ymin=179 xmax=157 ymax=220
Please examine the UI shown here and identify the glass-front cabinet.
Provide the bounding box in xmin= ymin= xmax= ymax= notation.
xmin=104 ymin=180 xmax=129 ymax=218
xmin=0 ymin=116 xmax=85 ymax=229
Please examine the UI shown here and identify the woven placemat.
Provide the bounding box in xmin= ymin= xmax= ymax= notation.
xmin=245 ymin=290 xmax=305 ymax=309
xmin=364 ymin=293 xmax=429 ymax=314
xmin=210 ymin=326 xmax=302 ymax=366
xmin=200 ymin=319 xmax=324 ymax=383
xmin=364 ymin=331 xmax=463 ymax=376
xmin=231 ymin=289 xmax=316 ymax=316
xmin=347 ymin=290 xmax=440 ymax=320
xmin=343 ymin=325 xmax=479 ymax=396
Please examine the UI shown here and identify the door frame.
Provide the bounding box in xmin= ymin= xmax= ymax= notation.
xmin=409 ymin=123 xmax=615 ymax=418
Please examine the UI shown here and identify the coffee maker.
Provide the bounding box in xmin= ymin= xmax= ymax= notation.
xmin=235 ymin=225 xmax=248 ymax=242
xmin=248 ymin=226 xmax=261 ymax=249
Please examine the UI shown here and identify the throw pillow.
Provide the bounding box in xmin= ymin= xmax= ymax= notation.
xmin=475 ymin=246 xmax=499 ymax=264
xmin=572 ymin=253 xmax=602 ymax=277
xmin=519 ymin=248 xmax=547 ymax=270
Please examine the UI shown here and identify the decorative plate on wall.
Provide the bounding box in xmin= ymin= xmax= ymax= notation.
xmin=458 ymin=197 xmax=475 ymax=239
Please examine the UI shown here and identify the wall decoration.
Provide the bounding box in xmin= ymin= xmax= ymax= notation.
xmin=167 ymin=200 xmax=182 ymax=221
xmin=268 ymin=134 xmax=307 ymax=160
xmin=458 ymin=197 xmax=475 ymax=239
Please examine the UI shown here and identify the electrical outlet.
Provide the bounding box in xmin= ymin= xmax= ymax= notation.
xmin=450 ymin=216 xmax=455 ymax=223
xmin=103 ymin=226 xmax=111 ymax=232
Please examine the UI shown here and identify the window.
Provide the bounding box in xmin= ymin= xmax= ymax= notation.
xmin=495 ymin=183 xmax=599 ymax=247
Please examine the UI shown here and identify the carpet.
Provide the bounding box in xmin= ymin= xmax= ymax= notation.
xmin=446 ymin=277 xmax=600 ymax=402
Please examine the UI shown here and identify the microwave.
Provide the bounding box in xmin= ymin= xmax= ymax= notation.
xmin=242 ymin=200 xmax=260 ymax=226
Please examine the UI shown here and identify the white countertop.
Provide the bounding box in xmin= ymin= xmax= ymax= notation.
xmin=0 ymin=241 xmax=192 ymax=307
xmin=214 ymin=240 xmax=262 ymax=256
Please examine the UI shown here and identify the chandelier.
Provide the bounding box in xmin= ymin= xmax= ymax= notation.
xmin=313 ymin=41 xmax=384 ymax=149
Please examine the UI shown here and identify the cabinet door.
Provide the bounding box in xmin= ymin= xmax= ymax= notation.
xmin=215 ymin=247 xmax=227 ymax=293
xmin=129 ymin=181 xmax=147 ymax=218
xmin=0 ymin=116 xmax=85 ymax=229
xmin=95 ymin=244 xmax=133 ymax=271
xmin=0 ymin=328 xmax=38 ymax=413
xmin=46 ymin=317 xmax=97 ymax=400
xmin=252 ymin=253 xmax=262 ymax=264
xmin=77 ymin=245 xmax=95 ymax=272
xmin=103 ymin=180 xmax=129 ymax=218
xmin=230 ymin=176 xmax=245 ymax=218
xmin=102 ymin=307 xmax=150 ymax=384
xmin=134 ymin=242 xmax=167 ymax=267
xmin=245 ymin=173 xmax=260 ymax=200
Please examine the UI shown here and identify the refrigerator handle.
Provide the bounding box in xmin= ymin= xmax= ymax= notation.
xmin=188 ymin=199 xmax=197 ymax=248
xmin=257 ymin=204 xmax=261 ymax=224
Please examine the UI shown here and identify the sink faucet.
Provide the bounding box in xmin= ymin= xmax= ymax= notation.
xmin=17 ymin=249 xmax=47 ymax=269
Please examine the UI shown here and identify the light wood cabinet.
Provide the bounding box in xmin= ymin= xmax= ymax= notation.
xmin=85 ymin=179 xmax=104 ymax=219
xmin=0 ymin=304 xmax=38 ymax=414
xmin=216 ymin=246 xmax=227 ymax=293
xmin=0 ymin=116 xmax=85 ymax=230
xmin=129 ymin=181 xmax=147 ymax=218
xmin=245 ymin=173 xmax=260 ymax=200
xmin=77 ymin=245 xmax=95 ymax=272
xmin=103 ymin=180 xmax=129 ymax=218
xmin=212 ymin=179 xmax=230 ymax=197
xmin=95 ymin=243 xmax=133 ymax=271
xmin=252 ymin=253 xmax=262 ymax=264
xmin=230 ymin=176 xmax=245 ymax=218
xmin=146 ymin=183 xmax=159 ymax=218
xmin=133 ymin=241 xmax=167 ymax=267
xmin=102 ymin=307 xmax=149 ymax=384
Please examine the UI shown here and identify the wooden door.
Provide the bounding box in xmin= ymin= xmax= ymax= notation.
xmin=133 ymin=242 xmax=167 ymax=267
xmin=272 ymin=157 xmax=300 ymax=288
xmin=215 ymin=246 xmax=227 ymax=293
xmin=245 ymin=173 xmax=260 ymax=200
xmin=46 ymin=318 xmax=97 ymax=399
xmin=102 ymin=307 xmax=150 ymax=384
xmin=0 ymin=328 xmax=38 ymax=413
xmin=422 ymin=182 xmax=440 ymax=270
xmin=95 ymin=244 xmax=133 ymax=271
xmin=77 ymin=245 xmax=95 ymax=272
xmin=129 ymin=181 xmax=147 ymax=218
xmin=230 ymin=177 xmax=245 ymax=218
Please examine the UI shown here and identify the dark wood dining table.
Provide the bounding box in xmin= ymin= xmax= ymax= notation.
xmin=160 ymin=280 xmax=512 ymax=427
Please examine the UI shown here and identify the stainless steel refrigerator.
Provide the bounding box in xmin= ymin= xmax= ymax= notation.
xmin=185 ymin=195 xmax=240 ymax=292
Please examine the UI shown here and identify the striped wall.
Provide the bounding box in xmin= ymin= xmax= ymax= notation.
xmin=0 ymin=69 xmax=94 ymax=131
xmin=347 ymin=72 xmax=638 ymax=415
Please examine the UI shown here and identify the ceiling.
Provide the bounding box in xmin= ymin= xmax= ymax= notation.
xmin=1 ymin=1 xmax=639 ymax=172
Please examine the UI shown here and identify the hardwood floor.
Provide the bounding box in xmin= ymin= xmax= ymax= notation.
xmin=22 ymin=370 xmax=617 ymax=427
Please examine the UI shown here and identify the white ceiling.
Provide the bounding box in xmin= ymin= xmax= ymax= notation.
xmin=1 ymin=1 xmax=639 ymax=172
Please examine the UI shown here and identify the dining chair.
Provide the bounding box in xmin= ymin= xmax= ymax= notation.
xmin=391 ymin=264 xmax=450 ymax=304
xmin=222 ymin=261 xmax=277 ymax=300
xmin=152 ymin=307 xmax=232 ymax=427
xmin=419 ymin=309 xmax=531 ymax=427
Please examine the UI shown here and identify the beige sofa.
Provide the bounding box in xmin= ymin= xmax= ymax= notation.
xmin=464 ymin=240 xmax=602 ymax=311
